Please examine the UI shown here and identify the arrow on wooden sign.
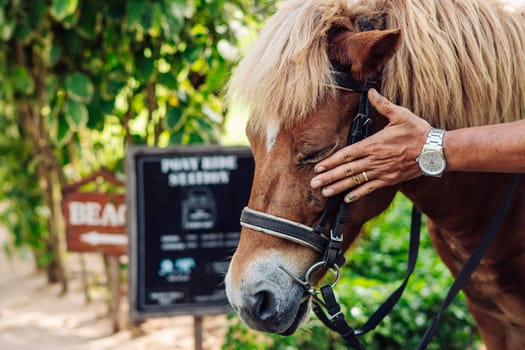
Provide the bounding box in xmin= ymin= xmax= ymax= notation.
xmin=80 ymin=231 xmax=128 ymax=246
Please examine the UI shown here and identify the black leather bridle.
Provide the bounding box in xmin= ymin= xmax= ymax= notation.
xmin=241 ymin=71 xmax=377 ymax=255
xmin=240 ymin=71 xmax=405 ymax=349
xmin=238 ymin=71 xmax=521 ymax=349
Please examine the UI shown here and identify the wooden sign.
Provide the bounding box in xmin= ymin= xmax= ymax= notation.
xmin=62 ymin=191 xmax=127 ymax=256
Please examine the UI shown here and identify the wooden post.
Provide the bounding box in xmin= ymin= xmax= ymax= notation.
xmin=79 ymin=253 xmax=91 ymax=303
xmin=108 ymin=255 xmax=121 ymax=333
xmin=194 ymin=316 xmax=203 ymax=350
xmin=103 ymin=253 xmax=121 ymax=333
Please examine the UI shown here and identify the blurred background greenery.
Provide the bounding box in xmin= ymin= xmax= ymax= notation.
xmin=0 ymin=0 xmax=266 ymax=289
xmin=0 ymin=0 xmax=480 ymax=348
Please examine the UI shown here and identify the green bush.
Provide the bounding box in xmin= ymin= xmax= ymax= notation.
xmin=223 ymin=194 xmax=481 ymax=350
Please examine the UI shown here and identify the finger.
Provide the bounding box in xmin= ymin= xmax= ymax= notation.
xmin=343 ymin=179 xmax=382 ymax=203
xmin=311 ymin=158 xmax=369 ymax=189
xmin=314 ymin=142 xmax=368 ymax=173
xmin=319 ymin=170 xmax=374 ymax=197
xmin=314 ymin=146 xmax=354 ymax=173
xmin=368 ymin=88 xmax=401 ymax=122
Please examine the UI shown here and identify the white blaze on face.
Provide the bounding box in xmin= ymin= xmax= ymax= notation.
xmin=266 ymin=119 xmax=280 ymax=152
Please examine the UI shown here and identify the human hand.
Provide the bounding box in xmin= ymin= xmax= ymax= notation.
xmin=310 ymin=88 xmax=431 ymax=202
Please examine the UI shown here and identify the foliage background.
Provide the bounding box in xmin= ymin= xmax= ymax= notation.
xmin=0 ymin=0 xmax=273 ymax=289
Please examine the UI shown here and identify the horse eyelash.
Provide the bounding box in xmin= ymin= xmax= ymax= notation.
xmin=299 ymin=143 xmax=338 ymax=164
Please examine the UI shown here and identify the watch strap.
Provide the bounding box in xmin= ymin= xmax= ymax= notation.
xmin=423 ymin=128 xmax=445 ymax=151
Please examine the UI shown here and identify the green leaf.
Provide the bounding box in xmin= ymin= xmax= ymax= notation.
xmin=188 ymin=131 xmax=205 ymax=144
xmin=61 ymin=11 xmax=79 ymax=29
xmin=10 ymin=66 xmax=34 ymax=95
xmin=45 ymin=75 xmax=59 ymax=104
xmin=139 ymin=6 xmax=154 ymax=33
xmin=205 ymin=58 xmax=228 ymax=91
xmin=64 ymin=99 xmax=88 ymax=130
xmin=41 ymin=39 xmax=62 ymax=68
xmin=125 ymin=0 xmax=148 ymax=29
xmin=28 ymin=0 xmax=47 ymax=32
xmin=56 ymin=116 xmax=72 ymax=147
xmin=166 ymin=106 xmax=183 ymax=129
xmin=76 ymin=1 xmax=99 ymax=39
xmin=0 ymin=9 xmax=16 ymax=40
xmin=160 ymin=0 xmax=193 ymax=36
xmin=135 ymin=54 xmax=155 ymax=83
xmin=158 ymin=72 xmax=178 ymax=90
xmin=87 ymin=96 xmax=113 ymax=131
xmin=14 ymin=18 xmax=34 ymax=44
xmin=101 ymin=69 xmax=127 ymax=100
xmin=184 ymin=45 xmax=203 ymax=64
xmin=86 ymin=96 xmax=115 ymax=131
xmin=107 ymin=2 xmax=125 ymax=19
xmin=169 ymin=129 xmax=185 ymax=145
xmin=0 ymin=76 xmax=14 ymax=100
xmin=64 ymin=72 xmax=93 ymax=103
xmin=63 ymin=30 xmax=82 ymax=56
xmin=50 ymin=0 xmax=79 ymax=21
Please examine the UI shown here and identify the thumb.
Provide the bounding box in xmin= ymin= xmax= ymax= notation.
xmin=368 ymin=88 xmax=399 ymax=122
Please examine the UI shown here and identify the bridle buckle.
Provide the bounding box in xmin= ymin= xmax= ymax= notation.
xmin=330 ymin=229 xmax=343 ymax=242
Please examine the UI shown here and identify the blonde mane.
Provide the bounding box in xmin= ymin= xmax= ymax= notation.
xmin=227 ymin=0 xmax=525 ymax=133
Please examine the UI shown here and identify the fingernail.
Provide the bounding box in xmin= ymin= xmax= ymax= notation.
xmin=345 ymin=195 xmax=355 ymax=203
xmin=369 ymin=88 xmax=380 ymax=102
xmin=322 ymin=188 xmax=334 ymax=196
xmin=315 ymin=166 xmax=326 ymax=173
xmin=311 ymin=179 xmax=323 ymax=188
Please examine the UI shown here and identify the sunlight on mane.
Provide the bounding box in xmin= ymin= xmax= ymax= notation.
xmin=227 ymin=0 xmax=525 ymax=135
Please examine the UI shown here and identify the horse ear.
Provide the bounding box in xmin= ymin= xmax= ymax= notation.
xmin=329 ymin=29 xmax=402 ymax=79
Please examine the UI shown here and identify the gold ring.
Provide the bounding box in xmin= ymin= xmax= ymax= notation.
xmin=362 ymin=171 xmax=369 ymax=182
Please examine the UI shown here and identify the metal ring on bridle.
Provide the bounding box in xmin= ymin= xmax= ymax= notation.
xmin=305 ymin=261 xmax=341 ymax=293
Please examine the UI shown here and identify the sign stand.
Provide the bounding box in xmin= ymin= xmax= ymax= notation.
xmin=107 ymin=253 xmax=122 ymax=332
xmin=194 ymin=316 xmax=203 ymax=350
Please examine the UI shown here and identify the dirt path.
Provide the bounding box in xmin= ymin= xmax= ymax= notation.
xmin=0 ymin=228 xmax=228 ymax=350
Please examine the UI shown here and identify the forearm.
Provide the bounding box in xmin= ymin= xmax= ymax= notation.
xmin=445 ymin=119 xmax=525 ymax=173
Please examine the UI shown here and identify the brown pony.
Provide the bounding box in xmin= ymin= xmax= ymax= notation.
xmin=224 ymin=0 xmax=525 ymax=348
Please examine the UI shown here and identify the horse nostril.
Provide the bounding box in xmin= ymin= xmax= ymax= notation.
xmin=251 ymin=290 xmax=279 ymax=321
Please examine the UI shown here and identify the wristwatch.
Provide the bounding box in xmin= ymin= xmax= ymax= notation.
xmin=417 ymin=128 xmax=446 ymax=177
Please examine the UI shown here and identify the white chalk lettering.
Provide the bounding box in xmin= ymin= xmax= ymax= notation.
xmin=168 ymin=171 xmax=230 ymax=187
xmin=201 ymin=155 xmax=238 ymax=170
xmin=161 ymin=157 xmax=200 ymax=173
xmin=68 ymin=201 xmax=126 ymax=227
xmin=168 ymin=172 xmax=188 ymax=186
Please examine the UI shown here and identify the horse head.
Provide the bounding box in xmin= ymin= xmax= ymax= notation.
xmin=225 ymin=25 xmax=402 ymax=334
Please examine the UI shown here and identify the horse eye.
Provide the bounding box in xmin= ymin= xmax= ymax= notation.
xmin=299 ymin=143 xmax=337 ymax=164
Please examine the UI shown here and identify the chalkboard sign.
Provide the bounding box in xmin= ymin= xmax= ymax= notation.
xmin=127 ymin=146 xmax=254 ymax=319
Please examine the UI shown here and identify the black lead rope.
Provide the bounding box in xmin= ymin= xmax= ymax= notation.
xmin=313 ymin=206 xmax=421 ymax=349
xmin=416 ymin=173 xmax=521 ymax=349
xmin=313 ymin=174 xmax=521 ymax=350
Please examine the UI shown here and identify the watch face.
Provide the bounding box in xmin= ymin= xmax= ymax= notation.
xmin=418 ymin=150 xmax=446 ymax=176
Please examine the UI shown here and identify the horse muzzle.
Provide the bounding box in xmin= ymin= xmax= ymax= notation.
xmin=225 ymin=251 xmax=312 ymax=334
